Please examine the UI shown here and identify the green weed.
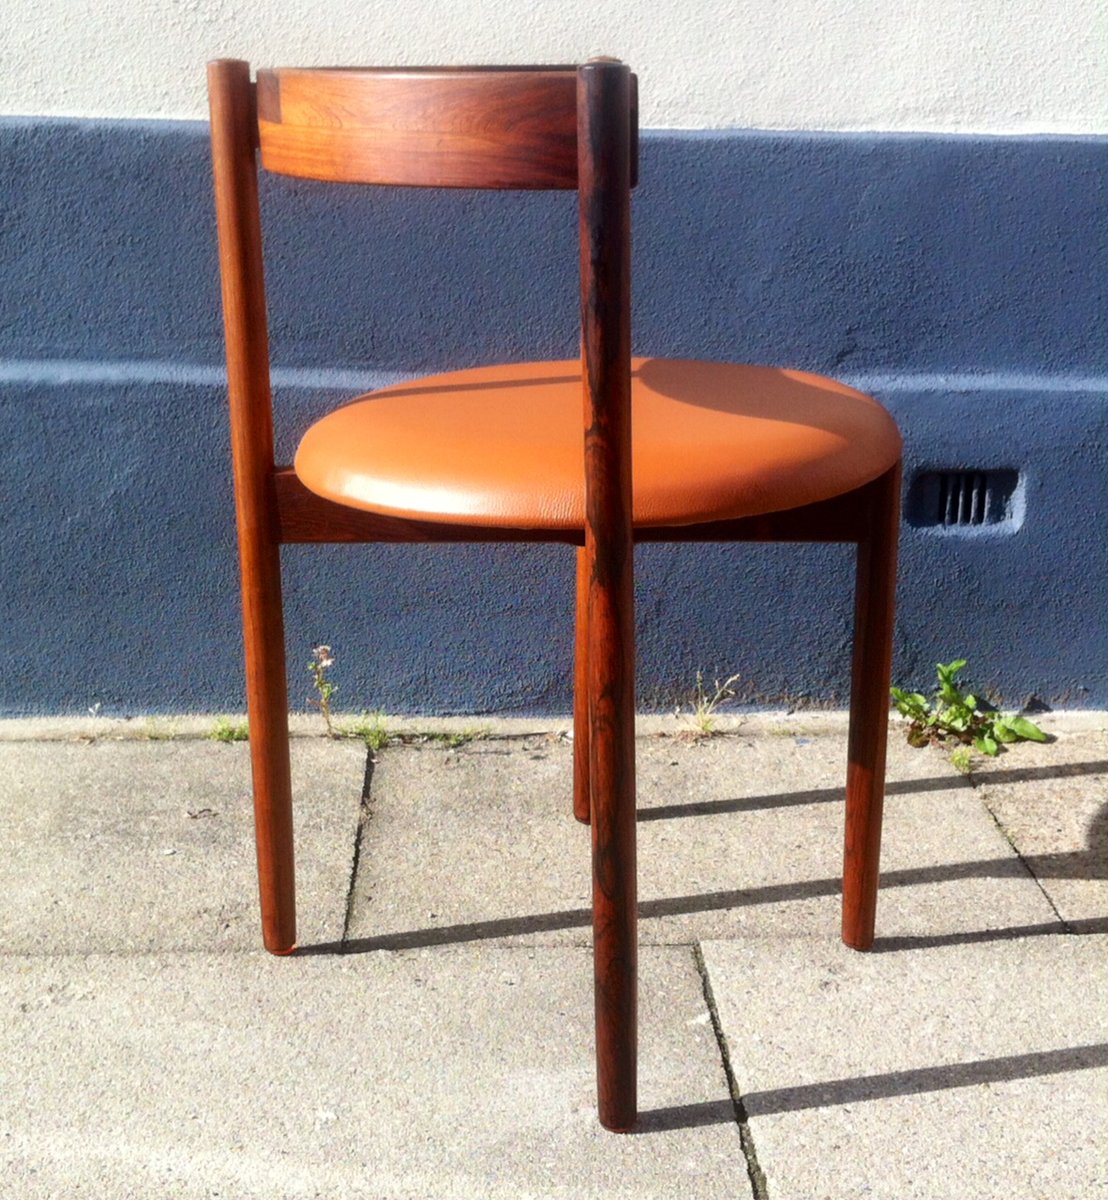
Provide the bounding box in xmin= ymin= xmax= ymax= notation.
xmin=948 ymin=746 xmax=975 ymax=775
xmin=308 ymin=645 xmax=338 ymax=737
xmin=339 ymin=710 xmax=391 ymax=752
xmin=892 ymin=660 xmax=1047 ymax=757
xmin=677 ymin=671 xmax=742 ymax=738
xmin=425 ymin=726 xmax=491 ymax=749
xmin=209 ymin=717 xmax=249 ymax=743
xmin=138 ymin=718 xmax=178 ymax=741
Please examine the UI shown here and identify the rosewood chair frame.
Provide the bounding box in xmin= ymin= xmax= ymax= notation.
xmin=208 ymin=57 xmax=900 ymax=1133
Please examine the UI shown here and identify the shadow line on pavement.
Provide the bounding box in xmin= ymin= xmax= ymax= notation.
xmin=742 ymin=1041 xmax=1108 ymax=1116
xmin=299 ymin=855 xmax=1104 ymax=955
xmin=639 ymin=759 xmax=1108 ymax=821
xmin=633 ymin=1042 xmax=1108 ymax=1130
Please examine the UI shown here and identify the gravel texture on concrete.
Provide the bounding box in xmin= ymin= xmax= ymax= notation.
xmin=0 ymin=739 xmax=365 ymax=953
xmin=345 ymin=733 xmax=1058 ymax=950
xmin=0 ymin=947 xmax=745 ymax=1199
xmin=965 ymin=729 xmax=1108 ymax=928
xmin=0 ymin=719 xmax=1103 ymax=1197
xmin=701 ymin=935 xmax=1108 ymax=1200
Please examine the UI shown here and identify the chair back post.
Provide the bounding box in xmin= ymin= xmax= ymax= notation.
xmin=208 ymin=59 xmax=278 ymax=529
xmin=208 ymin=58 xmax=296 ymax=952
xmin=577 ymin=56 xmax=634 ymax=637
xmin=577 ymin=57 xmax=638 ymax=1131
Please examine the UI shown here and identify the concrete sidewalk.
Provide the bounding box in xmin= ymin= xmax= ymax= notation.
xmin=0 ymin=714 xmax=1105 ymax=1198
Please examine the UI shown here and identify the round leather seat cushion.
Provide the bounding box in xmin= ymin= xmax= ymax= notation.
xmin=294 ymin=357 xmax=902 ymax=529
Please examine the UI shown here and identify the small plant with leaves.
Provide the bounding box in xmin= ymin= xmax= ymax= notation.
xmin=339 ymin=709 xmax=391 ymax=753
xmin=209 ymin=716 xmax=249 ymax=743
xmin=891 ymin=659 xmax=1047 ymax=757
xmin=948 ymin=746 xmax=975 ymax=775
xmin=677 ymin=671 xmax=742 ymax=738
xmin=426 ymin=725 xmax=491 ymax=749
xmin=308 ymin=644 xmax=338 ymax=737
xmin=140 ymin=717 xmax=178 ymax=741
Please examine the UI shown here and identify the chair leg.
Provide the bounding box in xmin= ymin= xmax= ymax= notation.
xmin=209 ymin=59 xmax=297 ymax=957
xmin=573 ymin=544 xmax=592 ymax=824
xmin=842 ymin=462 xmax=901 ymax=951
xmin=239 ymin=534 xmax=297 ymax=955
xmin=586 ymin=532 xmax=638 ymax=1131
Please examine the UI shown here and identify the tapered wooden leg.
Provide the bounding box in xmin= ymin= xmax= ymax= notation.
xmin=573 ymin=544 xmax=592 ymax=824
xmin=843 ymin=462 xmax=901 ymax=950
xmin=206 ymin=63 xmax=296 ymax=955
xmin=578 ymin=59 xmax=636 ymax=1131
xmin=240 ymin=535 xmax=297 ymax=956
xmin=209 ymin=59 xmax=297 ymax=957
xmin=587 ymin=530 xmax=638 ymax=1131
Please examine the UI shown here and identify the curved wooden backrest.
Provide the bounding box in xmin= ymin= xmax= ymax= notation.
xmin=256 ymin=66 xmax=637 ymax=189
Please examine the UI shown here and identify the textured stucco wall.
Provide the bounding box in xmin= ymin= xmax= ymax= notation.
xmin=1 ymin=120 xmax=1105 ymax=715
xmin=3 ymin=0 xmax=1106 ymax=132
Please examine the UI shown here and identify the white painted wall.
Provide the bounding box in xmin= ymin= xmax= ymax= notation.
xmin=5 ymin=0 xmax=1107 ymax=132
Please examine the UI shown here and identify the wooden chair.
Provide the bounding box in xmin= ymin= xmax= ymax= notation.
xmin=208 ymin=58 xmax=902 ymax=1132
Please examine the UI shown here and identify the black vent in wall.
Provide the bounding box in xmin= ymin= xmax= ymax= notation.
xmin=906 ymin=469 xmax=1021 ymax=530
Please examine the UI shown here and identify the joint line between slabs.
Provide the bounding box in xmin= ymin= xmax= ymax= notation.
xmin=341 ymin=749 xmax=378 ymax=949
xmin=967 ymin=775 xmax=1073 ymax=933
xmin=692 ymin=943 xmax=769 ymax=1200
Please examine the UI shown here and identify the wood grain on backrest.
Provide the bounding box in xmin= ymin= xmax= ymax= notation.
xmin=257 ymin=67 xmax=590 ymax=189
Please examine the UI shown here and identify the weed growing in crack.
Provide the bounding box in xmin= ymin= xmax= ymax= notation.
xmin=139 ymin=718 xmax=178 ymax=741
xmin=424 ymin=726 xmax=492 ymax=749
xmin=308 ymin=644 xmax=338 ymax=737
xmin=892 ymin=659 xmax=1047 ymax=757
xmin=209 ymin=716 xmax=249 ymax=743
xmin=948 ymin=746 xmax=975 ymax=775
xmin=676 ymin=671 xmax=742 ymax=739
xmin=339 ymin=710 xmax=391 ymax=753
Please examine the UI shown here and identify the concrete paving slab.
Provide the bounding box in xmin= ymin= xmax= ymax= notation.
xmin=0 ymin=739 xmax=366 ymax=954
xmin=0 ymin=947 xmax=745 ymax=1199
xmin=701 ymin=935 xmax=1108 ymax=1200
xmin=966 ymin=732 xmax=1108 ymax=928
xmin=343 ymin=734 xmax=1057 ymax=952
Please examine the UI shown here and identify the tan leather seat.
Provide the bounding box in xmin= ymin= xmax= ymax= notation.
xmin=295 ymin=356 xmax=902 ymax=529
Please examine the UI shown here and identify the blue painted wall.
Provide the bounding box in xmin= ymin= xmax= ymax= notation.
xmin=1 ymin=119 xmax=1105 ymax=714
